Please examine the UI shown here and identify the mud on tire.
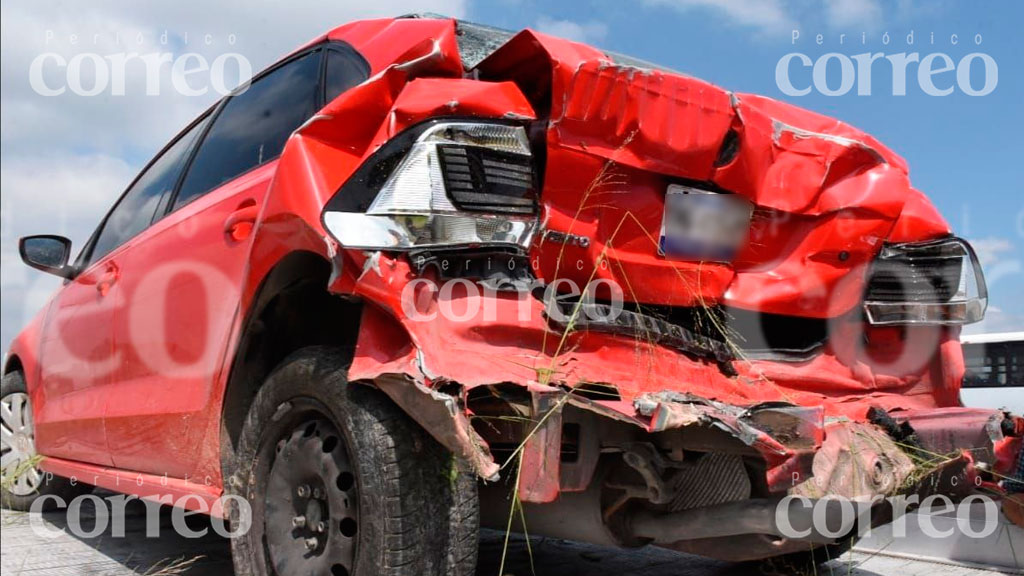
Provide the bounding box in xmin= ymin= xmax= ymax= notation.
xmin=227 ymin=346 xmax=479 ymax=576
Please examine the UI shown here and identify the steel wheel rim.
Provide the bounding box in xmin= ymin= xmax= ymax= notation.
xmin=1 ymin=392 xmax=43 ymax=496
xmin=264 ymin=414 xmax=359 ymax=576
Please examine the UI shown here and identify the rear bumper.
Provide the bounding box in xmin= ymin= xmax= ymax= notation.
xmin=639 ymin=395 xmax=1022 ymax=498
xmin=891 ymin=407 xmax=1023 ymax=479
xmin=624 ymin=406 xmax=1022 ymax=562
xmin=477 ymin=406 xmax=1022 ymax=562
xmin=343 ymin=268 xmax=1017 ymax=496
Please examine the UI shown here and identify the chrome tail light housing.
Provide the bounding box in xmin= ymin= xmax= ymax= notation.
xmin=322 ymin=120 xmax=539 ymax=252
xmin=864 ymin=237 xmax=987 ymax=325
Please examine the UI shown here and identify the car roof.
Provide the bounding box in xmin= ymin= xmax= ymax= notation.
xmin=404 ymin=13 xmax=683 ymax=73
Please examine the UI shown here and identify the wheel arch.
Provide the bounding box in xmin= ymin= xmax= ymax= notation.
xmin=4 ymin=307 xmax=49 ymax=391
xmin=3 ymin=354 xmax=23 ymax=376
xmin=219 ymin=250 xmax=363 ymax=469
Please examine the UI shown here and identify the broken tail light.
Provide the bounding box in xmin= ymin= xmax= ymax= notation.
xmin=322 ymin=120 xmax=539 ymax=251
xmin=864 ymin=237 xmax=987 ymax=325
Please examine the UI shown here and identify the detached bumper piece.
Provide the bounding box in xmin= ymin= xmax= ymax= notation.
xmin=622 ymin=398 xmax=1021 ymax=561
xmin=864 ymin=236 xmax=987 ymax=325
xmin=493 ymin=390 xmax=1023 ymax=562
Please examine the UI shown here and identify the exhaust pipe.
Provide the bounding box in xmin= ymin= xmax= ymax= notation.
xmin=629 ymin=497 xmax=847 ymax=545
xmin=483 ymin=477 xmax=854 ymax=549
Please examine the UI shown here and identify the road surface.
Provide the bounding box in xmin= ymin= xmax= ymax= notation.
xmin=2 ymin=496 xmax=1019 ymax=576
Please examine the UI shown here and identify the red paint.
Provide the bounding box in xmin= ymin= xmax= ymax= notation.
xmin=39 ymin=456 xmax=225 ymax=517
xmin=33 ymin=257 xmax=122 ymax=466
xmin=5 ymin=17 xmax=1016 ymax=509
xmin=102 ymin=162 xmax=272 ymax=480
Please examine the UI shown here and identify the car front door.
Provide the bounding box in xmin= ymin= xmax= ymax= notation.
xmin=102 ymin=48 xmax=330 ymax=479
xmin=34 ymin=256 xmax=121 ymax=466
xmin=34 ymin=116 xmax=208 ymax=467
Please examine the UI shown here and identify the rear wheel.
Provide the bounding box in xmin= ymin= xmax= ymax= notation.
xmin=1 ymin=371 xmax=91 ymax=510
xmin=228 ymin=346 xmax=479 ymax=576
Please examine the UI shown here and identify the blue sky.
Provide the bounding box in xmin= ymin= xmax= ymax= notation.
xmin=1 ymin=0 xmax=1021 ymax=350
xmin=467 ymin=0 xmax=1023 ymax=333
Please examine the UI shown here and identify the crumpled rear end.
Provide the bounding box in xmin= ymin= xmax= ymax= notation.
xmin=283 ymin=17 xmax=1022 ymax=562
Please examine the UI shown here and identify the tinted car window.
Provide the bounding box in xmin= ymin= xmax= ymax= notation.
xmin=324 ymin=46 xmax=369 ymax=104
xmin=89 ymin=115 xmax=210 ymax=264
xmin=174 ymin=51 xmax=320 ymax=209
xmin=964 ymin=341 xmax=1024 ymax=387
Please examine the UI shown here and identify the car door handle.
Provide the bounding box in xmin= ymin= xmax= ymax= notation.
xmin=96 ymin=263 xmax=119 ymax=296
xmin=224 ymin=200 xmax=259 ymax=241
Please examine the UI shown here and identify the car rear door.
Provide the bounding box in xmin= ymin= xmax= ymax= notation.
xmin=102 ymin=48 xmax=328 ymax=479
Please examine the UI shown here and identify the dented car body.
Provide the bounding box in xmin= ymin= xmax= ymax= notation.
xmin=4 ymin=15 xmax=1022 ymax=569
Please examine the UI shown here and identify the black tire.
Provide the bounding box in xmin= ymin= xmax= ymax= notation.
xmin=1 ymin=371 xmax=92 ymax=511
xmin=227 ymin=346 xmax=479 ymax=576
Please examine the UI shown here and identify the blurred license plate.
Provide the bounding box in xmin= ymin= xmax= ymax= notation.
xmin=659 ymin=184 xmax=752 ymax=261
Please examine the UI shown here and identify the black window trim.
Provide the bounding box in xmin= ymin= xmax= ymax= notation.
xmin=163 ymin=46 xmax=323 ymax=214
xmin=72 ymin=39 xmax=370 ymax=277
xmin=321 ymin=42 xmax=371 ymax=109
xmin=153 ymin=102 xmax=223 ymax=223
xmin=318 ymin=45 xmax=329 ymax=110
xmin=162 ymin=40 xmax=370 ymax=215
xmin=72 ymin=105 xmax=218 ymax=275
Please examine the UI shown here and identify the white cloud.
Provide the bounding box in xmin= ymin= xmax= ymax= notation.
xmin=0 ymin=152 xmax=135 ymax=243
xmin=961 ymin=236 xmax=1023 ymax=335
xmin=1 ymin=152 xmax=137 ymax=349
xmin=0 ymin=1 xmax=469 ymax=157
xmin=962 ymin=306 xmax=1024 ymax=336
xmin=968 ymin=236 xmax=1014 ymax=268
xmin=967 ymin=236 xmax=1021 ymax=299
xmin=644 ymin=0 xmax=924 ymax=34
xmin=823 ymin=0 xmax=884 ymax=30
xmin=534 ymin=16 xmax=609 ymax=44
xmin=0 ymin=1 xmax=467 ymax=351
xmin=644 ymin=0 xmax=796 ymax=34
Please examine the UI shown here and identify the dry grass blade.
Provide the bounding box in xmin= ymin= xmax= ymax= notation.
xmin=0 ymin=454 xmax=43 ymax=492
xmin=139 ymin=555 xmax=204 ymax=575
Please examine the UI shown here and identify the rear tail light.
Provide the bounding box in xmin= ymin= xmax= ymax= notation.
xmin=863 ymin=237 xmax=987 ymax=325
xmin=322 ymin=121 xmax=539 ymax=251
xmin=437 ymin=144 xmax=536 ymax=214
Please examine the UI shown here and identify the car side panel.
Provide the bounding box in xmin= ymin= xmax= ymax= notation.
xmin=33 ymin=254 xmax=125 ymax=466
xmin=102 ymin=162 xmax=274 ymax=479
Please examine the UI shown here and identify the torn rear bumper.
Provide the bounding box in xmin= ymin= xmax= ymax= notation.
xmin=475 ymin=398 xmax=1023 ymax=562
xmin=628 ymin=395 xmax=1022 ymax=500
xmin=343 ymin=262 xmax=1021 ymax=563
xmin=344 ymin=275 xmax=1021 ymax=501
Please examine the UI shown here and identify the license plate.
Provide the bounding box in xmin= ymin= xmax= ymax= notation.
xmin=658 ymin=184 xmax=752 ymax=261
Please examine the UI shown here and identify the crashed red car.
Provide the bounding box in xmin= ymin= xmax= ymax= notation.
xmin=3 ymin=14 xmax=1021 ymax=576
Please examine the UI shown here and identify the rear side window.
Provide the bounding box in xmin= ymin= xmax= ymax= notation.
xmin=454 ymin=20 xmax=514 ymax=69
xmin=174 ymin=50 xmax=321 ymax=209
xmin=324 ymin=45 xmax=369 ymax=104
xmin=89 ymin=115 xmax=210 ymax=264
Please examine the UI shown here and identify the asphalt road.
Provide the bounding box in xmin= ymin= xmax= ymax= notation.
xmin=1 ymin=497 xmax=1018 ymax=576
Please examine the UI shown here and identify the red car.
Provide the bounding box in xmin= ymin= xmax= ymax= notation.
xmin=3 ymin=15 xmax=1021 ymax=576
